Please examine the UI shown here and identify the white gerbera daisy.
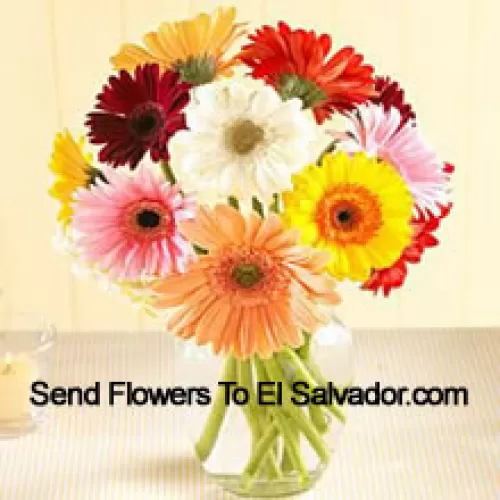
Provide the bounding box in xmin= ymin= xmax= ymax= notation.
xmin=169 ymin=78 xmax=316 ymax=205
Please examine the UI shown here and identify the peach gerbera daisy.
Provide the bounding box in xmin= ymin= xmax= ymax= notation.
xmin=111 ymin=7 xmax=246 ymax=85
xmin=152 ymin=205 xmax=340 ymax=359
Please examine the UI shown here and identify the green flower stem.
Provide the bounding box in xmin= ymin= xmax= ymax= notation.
xmin=296 ymin=336 xmax=311 ymax=360
xmin=228 ymin=196 xmax=240 ymax=210
xmin=269 ymin=194 xmax=280 ymax=214
xmin=281 ymin=423 xmax=299 ymax=473
xmin=257 ymin=354 xmax=329 ymax=464
xmin=308 ymin=405 xmax=329 ymax=434
xmin=237 ymin=360 xmax=261 ymax=451
xmin=237 ymin=360 xmax=281 ymax=479
xmin=252 ymin=197 xmax=265 ymax=218
xmin=266 ymin=412 xmax=282 ymax=479
xmin=241 ymin=352 xmax=340 ymax=490
xmin=281 ymin=443 xmax=295 ymax=473
xmin=281 ymin=347 xmax=319 ymax=387
xmin=241 ymin=424 xmax=280 ymax=489
xmin=251 ymin=358 xmax=283 ymax=479
xmin=253 ymin=357 xmax=296 ymax=477
xmin=263 ymin=356 xmax=330 ymax=464
xmin=240 ymin=368 xmax=308 ymax=490
xmin=277 ymin=344 xmax=317 ymax=466
xmin=257 ymin=353 xmax=308 ymax=481
xmin=160 ymin=161 xmax=177 ymax=185
xmin=267 ymin=406 xmax=309 ymax=484
xmin=304 ymin=358 xmax=330 ymax=389
xmin=297 ymin=336 xmax=329 ymax=432
xmin=316 ymin=140 xmax=339 ymax=165
xmin=279 ymin=345 xmax=330 ymax=434
xmin=282 ymin=347 xmax=346 ymax=424
xmin=195 ymin=357 xmax=236 ymax=462
xmin=305 ymin=358 xmax=347 ymax=424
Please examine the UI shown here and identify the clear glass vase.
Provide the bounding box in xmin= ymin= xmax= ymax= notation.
xmin=175 ymin=315 xmax=353 ymax=498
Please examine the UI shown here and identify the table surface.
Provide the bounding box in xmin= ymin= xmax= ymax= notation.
xmin=0 ymin=329 xmax=498 ymax=500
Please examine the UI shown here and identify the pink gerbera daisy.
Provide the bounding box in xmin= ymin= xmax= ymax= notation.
xmin=71 ymin=165 xmax=195 ymax=281
xmin=338 ymin=103 xmax=449 ymax=215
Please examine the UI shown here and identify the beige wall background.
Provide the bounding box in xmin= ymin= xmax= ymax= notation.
xmin=0 ymin=0 xmax=497 ymax=333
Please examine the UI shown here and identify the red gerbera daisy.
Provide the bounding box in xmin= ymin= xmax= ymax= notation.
xmin=371 ymin=76 xmax=416 ymax=128
xmin=240 ymin=22 xmax=376 ymax=124
xmin=362 ymin=203 xmax=452 ymax=296
xmin=86 ymin=64 xmax=191 ymax=168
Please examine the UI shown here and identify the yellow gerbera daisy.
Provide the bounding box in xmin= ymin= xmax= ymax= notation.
xmin=111 ymin=7 xmax=246 ymax=85
xmin=283 ymin=152 xmax=413 ymax=281
xmin=49 ymin=130 xmax=93 ymax=226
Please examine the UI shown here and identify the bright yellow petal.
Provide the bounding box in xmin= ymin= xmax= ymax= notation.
xmin=283 ymin=151 xmax=413 ymax=282
xmin=299 ymin=222 xmax=319 ymax=245
xmin=49 ymin=130 xmax=92 ymax=227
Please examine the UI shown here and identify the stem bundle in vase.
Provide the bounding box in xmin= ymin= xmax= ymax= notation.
xmin=196 ymin=340 xmax=346 ymax=491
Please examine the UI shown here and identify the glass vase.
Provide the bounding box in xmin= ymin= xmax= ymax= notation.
xmin=175 ymin=315 xmax=353 ymax=498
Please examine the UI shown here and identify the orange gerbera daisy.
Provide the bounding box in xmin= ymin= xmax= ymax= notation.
xmin=152 ymin=205 xmax=340 ymax=359
xmin=111 ymin=7 xmax=246 ymax=85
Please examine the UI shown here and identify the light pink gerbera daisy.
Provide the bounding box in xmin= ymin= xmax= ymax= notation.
xmin=337 ymin=103 xmax=449 ymax=215
xmin=72 ymin=165 xmax=195 ymax=281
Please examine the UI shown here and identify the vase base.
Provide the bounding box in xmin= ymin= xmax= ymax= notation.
xmin=209 ymin=464 xmax=326 ymax=498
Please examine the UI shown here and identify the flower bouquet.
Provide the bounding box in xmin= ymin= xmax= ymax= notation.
xmin=48 ymin=6 xmax=453 ymax=497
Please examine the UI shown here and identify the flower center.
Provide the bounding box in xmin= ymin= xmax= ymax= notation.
xmin=174 ymin=55 xmax=217 ymax=85
xmin=136 ymin=209 xmax=161 ymax=229
xmin=329 ymin=202 xmax=361 ymax=232
xmin=316 ymin=184 xmax=383 ymax=245
xmin=123 ymin=201 xmax=171 ymax=240
xmin=231 ymin=263 xmax=263 ymax=288
xmin=277 ymin=74 xmax=327 ymax=109
xmin=337 ymin=210 xmax=351 ymax=223
xmin=225 ymin=119 xmax=265 ymax=155
xmin=128 ymin=101 xmax=165 ymax=141
xmin=207 ymin=248 xmax=291 ymax=306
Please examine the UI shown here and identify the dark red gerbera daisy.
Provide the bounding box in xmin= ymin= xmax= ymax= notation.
xmin=371 ymin=76 xmax=416 ymax=128
xmin=240 ymin=22 xmax=376 ymax=124
xmin=86 ymin=64 xmax=191 ymax=168
xmin=362 ymin=164 xmax=454 ymax=296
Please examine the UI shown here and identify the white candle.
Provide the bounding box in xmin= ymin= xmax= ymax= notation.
xmin=0 ymin=353 xmax=38 ymax=422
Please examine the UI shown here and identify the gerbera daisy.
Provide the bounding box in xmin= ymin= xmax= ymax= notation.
xmin=111 ymin=7 xmax=246 ymax=85
xmin=282 ymin=152 xmax=413 ymax=282
xmin=71 ymin=164 xmax=195 ymax=281
xmin=86 ymin=64 xmax=191 ymax=169
xmin=49 ymin=130 xmax=101 ymax=226
xmin=151 ymin=205 xmax=340 ymax=359
xmin=338 ymin=103 xmax=449 ymax=215
xmin=362 ymin=203 xmax=452 ymax=296
xmin=169 ymin=78 xmax=316 ymax=205
xmin=371 ymin=76 xmax=415 ymax=128
xmin=240 ymin=22 xmax=375 ymax=124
